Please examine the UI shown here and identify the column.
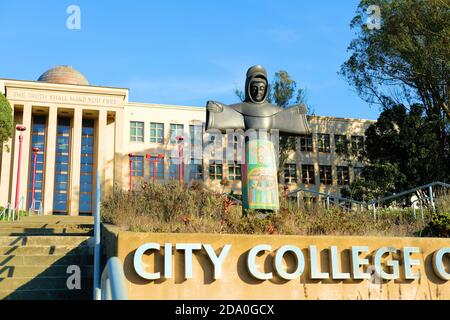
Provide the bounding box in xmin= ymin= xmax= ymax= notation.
xmin=97 ymin=109 xmax=107 ymax=198
xmin=43 ymin=106 xmax=57 ymax=215
xmin=69 ymin=108 xmax=82 ymax=216
xmin=10 ymin=104 xmax=32 ymax=211
xmin=114 ymin=109 xmax=125 ymax=189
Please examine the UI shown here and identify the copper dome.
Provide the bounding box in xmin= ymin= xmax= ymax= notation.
xmin=37 ymin=65 xmax=89 ymax=85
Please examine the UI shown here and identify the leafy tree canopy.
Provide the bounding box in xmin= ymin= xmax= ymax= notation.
xmin=340 ymin=0 xmax=450 ymax=119
xmin=0 ymin=93 xmax=13 ymax=148
xmin=342 ymin=102 xmax=450 ymax=201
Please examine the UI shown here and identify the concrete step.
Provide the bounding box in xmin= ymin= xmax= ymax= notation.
xmin=0 ymin=288 xmax=93 ymax=300
xmin=0 ymin=228 xmax=93 ymax=236
xmin=7 ymin=215 xmax=94 ymax=224
xmin=0 ymin=265 xmax=94 ymax=278
xmin=0 ymin=245 xmax=92 ymax=256
xmin=0 ymin=223 xmax=93 ymax=229
xmin=0 ymin=276 xmax=93 ymax=291
xmin=0 ymin=236 xmax=92 ymax=246
xmin=0 ymin=254 xmax=94 ymax=266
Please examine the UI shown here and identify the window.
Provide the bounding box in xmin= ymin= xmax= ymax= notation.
xmin=131 ymin=155 xmax=144 ymax=177
xmin=319 ymin=165 xmax=333 ymax=185
xmin=169 ymin=157 xmax=180 ymax=179
xmin=336 ymin=166 xmax=350 ymax=186
xmin=189 ymin=124 xmax=203 ymax=157
xmin=353 ymin=167 xmax=363 ymax=181
xmin=190 ymin=159 xmax=203 ymax=180
xmin=79 ymin=119 xmax=95 ymax=214
xmin=53 ymin=118 xmax=70 ymax=213
xmin=29 ymin=116 xmax=46 ymax=209
xmin=130 ymin=121 xmax=144 ymax=142
xmin=149 ymin=156 xmax=164 ymax=179
xmin=150 ymin=122 xmax=164 ymax=143
xmin=351 ymin=136 xmax=364 ymax=156
xmin=334 ymin=135 xmax=348 ymax=155
xmin=317 ymin=134 xmax=331 ymax=153
xmin=209 ymin=160 xmax=223 ymax=180
xmin=301 ymin=164 xmax=315 ymax=185
xmin=170 ymin=123 xmax=184 ymax=143
xmin=228 ymin=161 xmax=241 ymax=180
xmin=284 ymin=163 xmax=297 ymax=184
xmin=299 ymin=134 xmax=313 ymax=152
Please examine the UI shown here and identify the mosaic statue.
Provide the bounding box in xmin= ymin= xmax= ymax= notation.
xmin=206 ymin=65 xmax=310 ymax=213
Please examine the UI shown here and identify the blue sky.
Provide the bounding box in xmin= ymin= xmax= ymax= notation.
xmin=0 ymin=0 xmax=379 ymax=120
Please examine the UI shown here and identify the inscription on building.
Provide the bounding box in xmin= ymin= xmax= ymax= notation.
xmin=8 ymin=88 xmax=124 ymax=107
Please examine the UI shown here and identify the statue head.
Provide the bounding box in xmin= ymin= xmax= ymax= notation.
xmin=245 ymin=65 xmax=268 ymax=104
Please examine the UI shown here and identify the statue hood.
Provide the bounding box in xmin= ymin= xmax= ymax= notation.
xmin=245 ymin=65 xmax=269 ymax=104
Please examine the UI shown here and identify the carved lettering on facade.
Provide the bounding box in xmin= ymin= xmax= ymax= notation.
xmin=8 ymin=88 xmax=124 ymax=107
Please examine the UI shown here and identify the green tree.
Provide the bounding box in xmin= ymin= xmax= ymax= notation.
xmin=0 ymin=93 xmax=13 ymax=149
xmin=342 ymin=103 xmax=450 ymax=202
xmin=340 ymin=0 xmax=450 ymax=119
xmin=234 ymin=70 xmax=310 ymax=181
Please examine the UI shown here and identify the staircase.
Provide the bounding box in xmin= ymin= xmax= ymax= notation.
xmin=0 ymin=215 xmax=94 ymax=300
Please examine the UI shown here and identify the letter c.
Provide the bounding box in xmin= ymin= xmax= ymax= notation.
xmin=133 ymin=243 xmax=161 ymax=280
xmin=433 ymin=248 xmax=450 ymax=281
xmin=247 ymin=244 xmax=272 ymax=280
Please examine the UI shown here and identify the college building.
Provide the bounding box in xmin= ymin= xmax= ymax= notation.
xmin=0 ymin=66 xmax=374 ymax=216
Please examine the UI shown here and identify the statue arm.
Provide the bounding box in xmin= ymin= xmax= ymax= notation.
xmin=271 ymin=104 xmax=311 ymax=136
xmin=206 ymin=101 xmax=245 ymax=131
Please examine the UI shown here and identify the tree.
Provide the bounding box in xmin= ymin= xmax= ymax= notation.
xmin=342 ymin=103 xmax=450 ymax=202
xmin=0 ymin=93 xmax=13 ymax=149
xmin=340 ymin=0 xmax=450 ymax=119
xmin=234 ymin=70 xmax=309 ymax=181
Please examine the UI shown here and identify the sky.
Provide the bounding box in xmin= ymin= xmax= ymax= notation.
xmin=0 ymin=0 xmax=380 ymax=120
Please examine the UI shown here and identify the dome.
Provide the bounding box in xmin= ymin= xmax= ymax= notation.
xmin=37 ymin=65 xmax=89 ymax=85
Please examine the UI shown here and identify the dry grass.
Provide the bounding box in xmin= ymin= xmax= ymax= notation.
xmin=101 ymin=181 xmax=449 ymax=237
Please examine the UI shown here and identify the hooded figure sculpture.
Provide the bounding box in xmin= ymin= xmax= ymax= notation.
xmin=206 ymin=65 xmax=310 ymax=212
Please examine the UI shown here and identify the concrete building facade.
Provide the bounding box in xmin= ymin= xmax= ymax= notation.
xmin=0 ymin=66 xmax=374 ymax=215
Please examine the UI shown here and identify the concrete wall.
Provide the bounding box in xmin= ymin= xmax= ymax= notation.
xmin=103 ymin=225 xmax=450 ymax=300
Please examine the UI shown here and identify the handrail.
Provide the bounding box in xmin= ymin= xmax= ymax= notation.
xmin=367 ymin=181 xmax=450 ymax=205
xmin=287 ymin=187 xmax=367 ymax=206
xmin=93 ymin=172 xmax=101 ymax=300
xmin=100 ymin=257 xmax=128 ymax=300
xmin=223 ymin=192 xmax=242 ymax=205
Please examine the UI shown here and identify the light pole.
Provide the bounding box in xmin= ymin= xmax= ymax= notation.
xmin=128 ymin=153 xmax=133 ymax=192
xmin=176 ymin=136 xmax=184 ymax=183
xmin=30 ymin=147 xmax=40 ymax=211
xmin=14 ymin=125 xmax=27 ymax=211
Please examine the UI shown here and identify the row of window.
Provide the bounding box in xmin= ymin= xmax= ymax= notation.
xmin=300 ymin=134 xmax=364 ymax=155
xmin=129 ymin=156 xmax=242 ymax=181
xmin=131 ymin=122 xmax=365 ymax=157
xmin=130 ymin=122 xmax=203 ymax=144
xmin=129 ymin=155 xmax=361 ymax=186
xmin=284 ymin=164 xmax=363 ymax=186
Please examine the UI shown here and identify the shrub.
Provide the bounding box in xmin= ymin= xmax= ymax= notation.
xmin=101 ymin=182 xmax=438 ymax=237
xmin=420 ymin=212 xmax=450 ymax=238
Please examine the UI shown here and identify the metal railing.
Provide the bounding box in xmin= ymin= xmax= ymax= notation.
xmin=93 ymin=172 xmax=128 ymax=300
xmin=93 ymin=172 xmax=101 ymax=300
xmin=287 ymin=181 xmax=449 ymax=220
xmin=100 ymin=257 xmax=128 ymax=300
xmin=287 ymin=187 xmax=367 ymax=211
xmin=368 ymin=182 xmax=450 ymax=216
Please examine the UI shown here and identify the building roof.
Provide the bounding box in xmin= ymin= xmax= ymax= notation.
xmin=37 ymin=65 xmax=89 ymax=86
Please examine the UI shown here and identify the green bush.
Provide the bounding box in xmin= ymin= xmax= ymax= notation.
xmin=101 ymin=181 xmax=435 ymax=237
xmin=420 ymin=212 xmax=450 ymax=238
